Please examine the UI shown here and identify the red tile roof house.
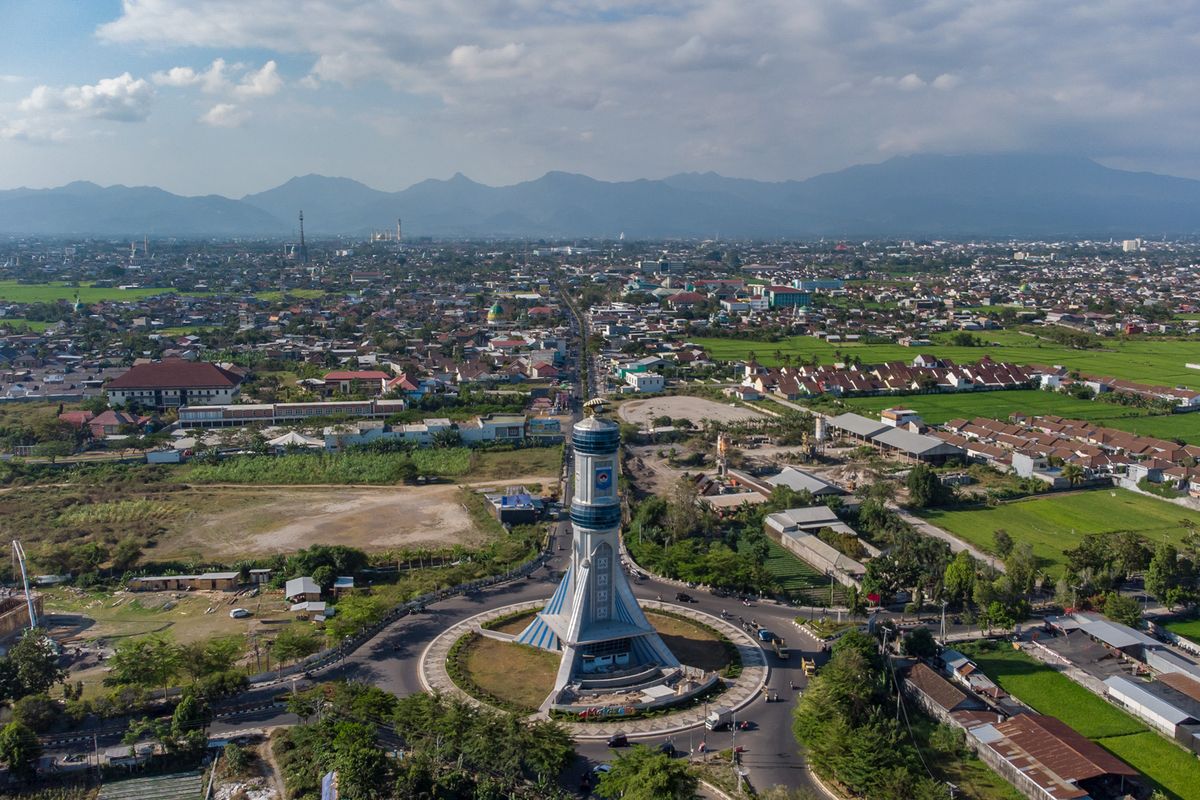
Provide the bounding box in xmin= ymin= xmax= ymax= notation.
xmin=105 ymin=359 xmax=244 ymax=410
xmin=89 ymin=410 xmax=151 ymax=439
xmin=323 ymin=370 xmax=391 ymax=396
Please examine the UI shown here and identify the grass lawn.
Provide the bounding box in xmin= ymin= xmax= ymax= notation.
xmin=746 ymin=537 xmax=849 ymax=606
xmin=1096 ymin=732 xmax=1200 ymax=800
xmin=468 ymin=446 xmax=563 ymax=482
xmin=920 ymin=489 xmax=1200 ymax=574
xmin=959 ymin=642 xmax=1200 ymax=799
xmin=459 ymin=635 xmax=558 ymax=712
xmin=691 ymin=329 xmax=1200 ymax=389
xmin=1163 ymin=617 xmax=1200 ymax=646
xmin=909 ymin=714 xmax=1024 ymax=800
xmin=644 ymin=611 xmax=731 ymax=672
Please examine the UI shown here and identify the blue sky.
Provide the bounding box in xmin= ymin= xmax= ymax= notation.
xmin=2 ymin=1 xmax=1200 ymax=196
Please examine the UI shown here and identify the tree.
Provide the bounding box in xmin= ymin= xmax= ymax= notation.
xmin=901 ymin=627 xmax=937 ymax=659
xmin=597 ymin=746 xmax=698 ymax=800
xmin=1146 ymin=542 xmax=1184 ymax=607
xmin=272 ymin=625 xmax=322 ymax=670
xmin=179 ymin=636 xmax=243 ymax=681
xmin=0 ymin=722 xmax=40 ymax=781
xmin=992 ymin=529 xmax=1014 ymax=558
xmin=905 ymin=464 xmax=945 ymax=509
xmin=1004 ymin=542 xmax=1038 ymax=596
xmin=4 ymin=629 xmax=65 ymax=700
xmin=110 ymin=536 xmax=143 ymax=571
xmin=1102 ymin=592 xmax=1144 ymax=628
xmin=1061 ymin=463 xmax=1085 ymax=487
xmin=11 ymin=694 xmax=59 ymax=732
xmin=664 ymin=477 xmax=705 ymax=543
xmin=942 ymin=551 xmax=977 ymax=607
xmin=106 ymin=634 xmax=181 ymax=698
xmin=32 ymin=440 xmax=72 ymax=463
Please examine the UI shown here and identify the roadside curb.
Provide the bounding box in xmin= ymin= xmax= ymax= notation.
xmin=418 ymin=599 xmax=771 ymax=740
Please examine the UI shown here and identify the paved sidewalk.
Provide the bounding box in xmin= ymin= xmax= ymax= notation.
xmin=420 ymin=600 xmax=770 ymax=739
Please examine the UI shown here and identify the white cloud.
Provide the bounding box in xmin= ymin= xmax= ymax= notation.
xmin=75 ymin=0 xmax=1200 ymax=185
xmin=932 ymin=73 xmax=963 ymax=91
xmin=153 ymin=58 xmax=285 ymax=97
xmin=448 ymin=44 xmax=526 ymax=80
xmin=233 ymin=61 xmax=283 ymax=98
xmin=0 ymin=74 xmax=24 ymax=84
xmin=0 ymin=118 xmax=68 ymax=143
xmin=200 ymin=103 xmax=249 ymax=127
xmin=19 ymin=73 xmax=154 ymax=122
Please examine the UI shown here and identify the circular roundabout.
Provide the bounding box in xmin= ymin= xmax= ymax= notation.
xmin=419 ymin=599 xmax=770 ymax=738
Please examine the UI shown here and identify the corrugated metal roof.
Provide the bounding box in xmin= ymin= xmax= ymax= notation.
xmin=827 ymin=412 xmax=889 ymax=438
xmin=1072 ymin=612 xmax=1159 ymax=650
xmin=1105 ymin=675 xmax=1197 ymax=725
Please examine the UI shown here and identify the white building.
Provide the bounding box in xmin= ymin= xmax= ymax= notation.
xmin=625 ymin=372 xmax=665 ymax=393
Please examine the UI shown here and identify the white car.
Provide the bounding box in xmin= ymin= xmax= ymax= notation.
xmin=229 ymin=608 xmax=252 ymax=619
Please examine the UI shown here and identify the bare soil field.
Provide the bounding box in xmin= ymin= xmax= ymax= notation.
xmin=618 ymin=395 xmax=765 ymax=427
xmin=156 ymin=484 xmax=491 ymax=560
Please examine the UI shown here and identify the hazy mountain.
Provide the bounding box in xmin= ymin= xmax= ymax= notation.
xmin=0 ymin=181 xmax=286 ymax=236
xmin=5 ymin=155 xmax=1200 ymax=237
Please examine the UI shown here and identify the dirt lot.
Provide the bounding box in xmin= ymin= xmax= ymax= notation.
xmin=154 ymin=484 xmax=494 ymax=560
xmin=44 ymin=586 xmax=294 ymax=694
xmin=618 ymin=396 xmax=765 ymax=427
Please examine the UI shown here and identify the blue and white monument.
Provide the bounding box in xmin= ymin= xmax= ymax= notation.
xmin=517 ymin=399 xmax=680 ymax=697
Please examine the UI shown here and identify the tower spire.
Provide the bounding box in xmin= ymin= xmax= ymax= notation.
xmin=516 ymin=400 xmax=682 ymax=708
xmin=298 ymin=210 xmax=309 ymax=264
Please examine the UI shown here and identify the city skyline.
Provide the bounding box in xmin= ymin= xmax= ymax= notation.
xmin=2 ymin=1 xmax=1200 ymax=196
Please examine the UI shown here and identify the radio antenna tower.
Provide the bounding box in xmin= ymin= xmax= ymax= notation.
xmin=298 ymin=210 xmax=309 ymax=264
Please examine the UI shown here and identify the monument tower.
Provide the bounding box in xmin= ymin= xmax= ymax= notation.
xmin=517 ymin=399 xmax=679 ymax=694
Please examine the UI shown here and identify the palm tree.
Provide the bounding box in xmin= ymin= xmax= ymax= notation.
xmin=1061 ymin=463 xmax=1085 ymax=487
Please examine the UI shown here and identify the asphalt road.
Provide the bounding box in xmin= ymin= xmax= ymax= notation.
xmin=179 ymin=518 xmax=829 ymax=795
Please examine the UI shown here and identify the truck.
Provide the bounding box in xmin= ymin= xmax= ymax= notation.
xmin=772 ymin=637 xmax=790 ymax=660
xmin=705 ymin=707 xmax=734 ymax=731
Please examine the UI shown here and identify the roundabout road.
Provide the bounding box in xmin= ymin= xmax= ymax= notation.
xmin=203 ymin=518 xmax=831 ymax=795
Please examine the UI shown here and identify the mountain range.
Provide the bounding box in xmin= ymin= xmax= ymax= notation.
xmin=2 ymin=154 xmax=1199 ymax=238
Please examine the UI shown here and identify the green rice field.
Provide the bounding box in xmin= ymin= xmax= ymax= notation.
xmin=746 ymin=537 xmax=849 ymax=606
xmin=0 ymin=280 xmax=174 ymax=303
xmin=0 ymin=280 xmax=327 ymax=305
xmin=959 ymin=642 xmax=1200 ymax=799
xmin=692 ymin=329 xmax=1200 ymax=389
xmin=920 ymin=489 xmax=1200 ymax=574
xmin=834 ymin=389 xmax=1153 ymax=424
xmin=1163 ymin=617 xmax=1200 ymax=646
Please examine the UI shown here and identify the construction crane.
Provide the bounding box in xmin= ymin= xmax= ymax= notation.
xmin=11 ymin=540 xmax=37 ymax=629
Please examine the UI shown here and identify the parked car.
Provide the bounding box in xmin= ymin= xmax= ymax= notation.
xmin=229 ymin=608 xmax=251 ymax=619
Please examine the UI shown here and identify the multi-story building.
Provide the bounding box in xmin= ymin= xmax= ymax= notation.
xmin=106 ymin=359 xmax=244 ymax=410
